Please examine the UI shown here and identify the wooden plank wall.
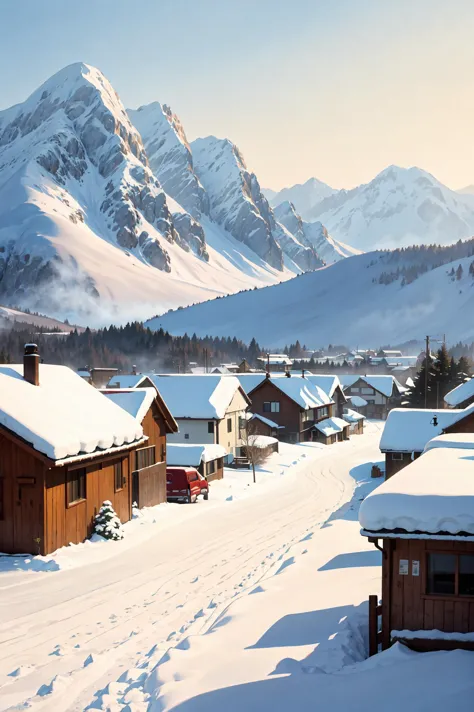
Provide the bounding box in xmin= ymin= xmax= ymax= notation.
xmin=44 ymin=453 xmax=131 ymax=554
xmin=0 ymin=431 xmax=45 ymax=554
xmin=390 ymin=538 xmax=474 ymax=634
xmin=136 ymin=462 xmax=167 ymax=508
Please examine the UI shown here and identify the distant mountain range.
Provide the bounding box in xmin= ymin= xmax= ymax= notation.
xmin=0 ymin=63 xmax=348 ymax=324
xmin=148 ymin=239 xmax=474 ymax=347
xmin=267 ymin=167 xmax=474 ymax=251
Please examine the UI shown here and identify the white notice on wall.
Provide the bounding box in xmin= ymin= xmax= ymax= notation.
xmin=399 ymin=559 xmax=409 ymax=575
xmin=412 ymin=560 xmax=420 ymax=577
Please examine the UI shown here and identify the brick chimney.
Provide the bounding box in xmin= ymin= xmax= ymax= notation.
xmin=132 ymin=364 xmax=137 ymax=375
xmin=24 ymin=343 xmax=40 ymax=386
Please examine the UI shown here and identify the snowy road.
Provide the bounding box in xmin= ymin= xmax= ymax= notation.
xmin=0 ymin=423 xmax=383 ymax=711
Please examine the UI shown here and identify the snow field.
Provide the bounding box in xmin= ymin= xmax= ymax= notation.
xmin=0 ymin=425 xmax=383 ymax=711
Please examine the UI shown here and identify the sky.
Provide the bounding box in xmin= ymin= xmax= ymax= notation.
xmin=1 ymin=0 xmax=474 ymax=191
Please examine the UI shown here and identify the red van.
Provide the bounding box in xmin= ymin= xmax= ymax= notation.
xmin=166 ymin=467 xmax=209 ymax=503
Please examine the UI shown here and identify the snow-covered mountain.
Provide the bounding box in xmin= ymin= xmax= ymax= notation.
xmin=148 ymin=239 xmax=474 ymax=346
xmin=0 ymin=63 xmax=328 ymax=324
xmin=273 ymin=201 xmax=360 ymax=263
xmin=308 ymin=166 xmax=474 ymax=251
xmin=265 ymin=177 xmax=337 ymax=217
xmin=457 ymin=184 xmax=474 ymax=197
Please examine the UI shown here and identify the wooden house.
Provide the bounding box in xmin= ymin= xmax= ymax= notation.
xmin=445 ymin=378 xmax=474 ymax=410
xmin=312 ymin=416 xmax=350 ymax=445
xmin=102 ymin=387 xmax=178 ymax=508
xmin=339 ymin=375 xmax=405 ymax=420
xmin=360 ymin=445 xmax=474 ymax=653
xmin=153 ymin=375 xmax=251 ymax=458
xmin=247 ymin=375 xmax=335 ymax=443
xmin=380 ymin=405 xmax=474 ymax=479
xmin=167 ymin=444 xmax=227 ymax=482
xmin=304 ymin=374 xmax=347 ymax=418
xmin=248 ymin=413 xmax=285 ymax=438
xmin=0 ymin=346 xmax=146 ymax=555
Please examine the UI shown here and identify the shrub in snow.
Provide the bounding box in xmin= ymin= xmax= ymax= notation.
xmin=93 ymin=500 xmax=124 ymax=541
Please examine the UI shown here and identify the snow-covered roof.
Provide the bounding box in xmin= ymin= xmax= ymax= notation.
xmin=0 ymin=364 xmax=144 ymax=462
xmin=265 ymin=376 xmax=333 ymax=410
xmin=379 ymin=407 xmax=462 ymax=453
xmin=359 ymin=447 xmax=474 ymax=536
xmin=343 ymin=409 xmax=366 ymax=423
xmin=102 ymin=388 xmax=156 ymax=423
xmin=313 ymin=416 xmax=349 ymax=437
xmin=348 ymin=395 xmax=368 ymax=407
xmin=167 ymin=443 xmax=227 ymax=467
xmin=235 ymin=373 xmax=267 ymax=394
xmin=304 ymin=374 xmax=344 ymax=398
xmin=107 ymin=374 xmax=151 ymax=389
xmin=151 ymin=375 xmax=249 ymax=419
xmin=445 ymin=378 xmax=474 ymax=407
xmin=248 ymin=435 xmax=278 ymax=448
xmin=257 ymin=355 xmax=293 ymax=366
xmin=249 ymin=413 xmax=284 ymax=429
xmin=339 ymin=374 xmax=405 ymax=398
xmin=424 ymin=433 xmax=474 ymax=452
xmin=77 ymin=369 xmax=91 ymax=378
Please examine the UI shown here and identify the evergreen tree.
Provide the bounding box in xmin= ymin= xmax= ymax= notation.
xmin=93 ymin=501 xmax=124 ymax=541
xmin=458 ymin=355 xmax=472 ymax=381
xmin=405 ymin=357 xmax=435 ymax=408
xmin=432 ymin=344 xmax=452 ymax=406
xmin=456 ymin=264 xmax=464 ymax=280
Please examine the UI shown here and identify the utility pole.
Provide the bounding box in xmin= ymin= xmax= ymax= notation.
xmin=424 ymin=335 xmax=430 ymax=409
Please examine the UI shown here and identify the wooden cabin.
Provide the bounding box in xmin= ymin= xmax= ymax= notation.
xmin=102 ymin=387 xmax=178 ymax=508
xmin=167 ymin=443 xmax=227 ymax=482
xmin=248 ymin=375 xmax=335 ymax=443
xmin=360 ymin=445 xmax=474 ymax=654
xmin=342 ymin=408 xmax=366 ymax=435
xmin=380 ymin=405 xmax=474 ymax=479
xmin=312 ymin=416 xmax=350 ymax=445
xmin=248 ymin=413 xmax=285 ymax=438
xmin=0 ymin=346 xmax=146 ymax=555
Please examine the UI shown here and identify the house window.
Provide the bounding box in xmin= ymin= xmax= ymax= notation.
xmin=391 ymin=452 xmax=404 ymax=461
xmin=67 ymin=467 xmax=86 ymax=506
xmin=227 ymin=418 xmax=232 ymax=433
xmin=427 ymin=553 xmax=474 ymax=596
xmin=318 ymin=406 xmax=328 ymax=419
xmin=263 ymin=402 xmax=280 ymax=413
xmin=361 ymin=387 xmax=375 ymax=395
xmin=114 ymin=461 xmax=124 ymax=492
xmin=351 ymin=387 xmax=360 ymax=393
xmin=302 ymin=409 xmax=314 ymax=422
xmin=208 ymin=421 xmax=214 ymax=434
xmin=207 ymin=460 xmax=216 ymax=476
xmin=136 ymin=445 xmax=156 ymax=470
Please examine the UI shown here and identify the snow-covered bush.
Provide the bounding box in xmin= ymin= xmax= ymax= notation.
xmin=93 ymin=500 xmax=124 ymax=541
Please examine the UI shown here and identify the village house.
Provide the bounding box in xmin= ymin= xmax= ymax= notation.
xmin=108 ymin=373 xmax=157 ymax=389
xmin=360 ymin=444 xmax=474 ymax=653
xmin=247 ymin=413 xmax=285 ymax=438
xmin=247 ymin=374 xmax=335 ymax=443
xmin=339 ymin=375 xmax=406 ymax=419
xmin=304 ymin=374 xmax=347 ymax=417
xmin=256 ymin=354 xmax=293 ymax=372
xmin=153 ymin=375 xmax=251 ymax=459
xmin=380 ymin=404 xmax=474 ymax=478
xmin=0 ymin=346 xmax=146 ymax=555
xmin=166 ymin=444 xmax=227 ymax=482
xmin=312 ymin=416 xmax=350 ymax=445
xmin=102 ymin=387 xmax=178 ymax=508
xmin=445 ymin=377 xmax=474 ymax=410
xmin=342 ymin=408 xmax=366 ymax=435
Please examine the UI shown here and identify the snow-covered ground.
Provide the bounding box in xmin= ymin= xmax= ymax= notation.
xmin=0 ymin=422 xmax=472 ymax=711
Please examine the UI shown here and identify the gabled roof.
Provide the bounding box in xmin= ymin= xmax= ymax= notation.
xmin=303 ymin=374 xmax=345 ymax=399
xmin=445 ymin=378 xmax=474 ymax=407
xmin=425 ymin=433 xmax=474 ymax=452
xmin=359 ymin=447 xmax=474 ymax=536
xmin=379 ymin=407 xmax=462 ymax=453
xmin=250 ymin=413 xmax=284 ymax=429
xmin=313 ymin=416 xmax=349 ymax=437
xmin=249 ymin=375 xmax=333 ymax=410
xmin=107 ymin=374 xmax=154 ymax=389
xmin=150 ymin=375 xmax=250 ymax=419
xmin=102 ymin=387 xmax=179 ymax=433
xmin=0 ymin=365 xmax=144 ymax=463
xmin=339 ymin=374 xmax=406 ymax=398
xmin=235 ymin=373 xmax=267 ymax=394
xmin=348 ymin=395 xmax=368 ymax=407
xmin=343 ymin=409 xmax=366 ymax=423
xmin=167 ymin=443 xmax=227 ymax=467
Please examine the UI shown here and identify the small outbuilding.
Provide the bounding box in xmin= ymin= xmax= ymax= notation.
xmin=342 ymin=408 xmax=366 ymax=435
xmin=313 ymin=416 xmax=350 ymax=445
xmin=166 ymin=444 xmax=227 ymax=481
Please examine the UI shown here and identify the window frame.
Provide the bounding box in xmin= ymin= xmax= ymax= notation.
xmin=66 ymin=466 xmax=86 ymax=507
xmin=135 ymin=445 xmax=156 ymax=470
xmin=424 ymin=551 xmax=474 ymax=600
xmin=114 ymin=460 xmax=124 ymax=492
xmin=227 ymin=418 xmax=232 ymax=433
xmin=208 ymin=421 xmax=214 ymax=434
xmin=391 ymin=452 xmax=404 ymax=461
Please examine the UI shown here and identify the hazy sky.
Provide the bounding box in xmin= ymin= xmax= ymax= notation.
xmin=1 ymin=0 xmax=474 ymax=190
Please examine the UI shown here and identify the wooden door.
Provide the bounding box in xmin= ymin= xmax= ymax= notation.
xmin=14 ymin=476 xmax=42 ymax=554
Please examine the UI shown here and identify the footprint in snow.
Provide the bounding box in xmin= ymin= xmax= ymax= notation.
xmin=250 ymin=585 xmax=265 ymax=595
xmin=194 ymin=609 xmax=205 ymax=619
xmin=276 ymin=557 xmax=295 ymax=575
xmin=190 ymin=576 xmax=199 ymax=584
xmin=299 ymin=532 xmax=313 ymax=542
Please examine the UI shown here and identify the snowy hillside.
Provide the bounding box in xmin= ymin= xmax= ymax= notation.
xmin=274 ymin=201 xmax=360 ymax=263
xmin=148 ymin=240 xmax=474 ymax=346
xmin=308 ymin=166 xmax=474 ymax=251
xmin=0 ymin=64 xmax=306 ymax=324
xmin=266 ymin=176 xmax=337 ymax=216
